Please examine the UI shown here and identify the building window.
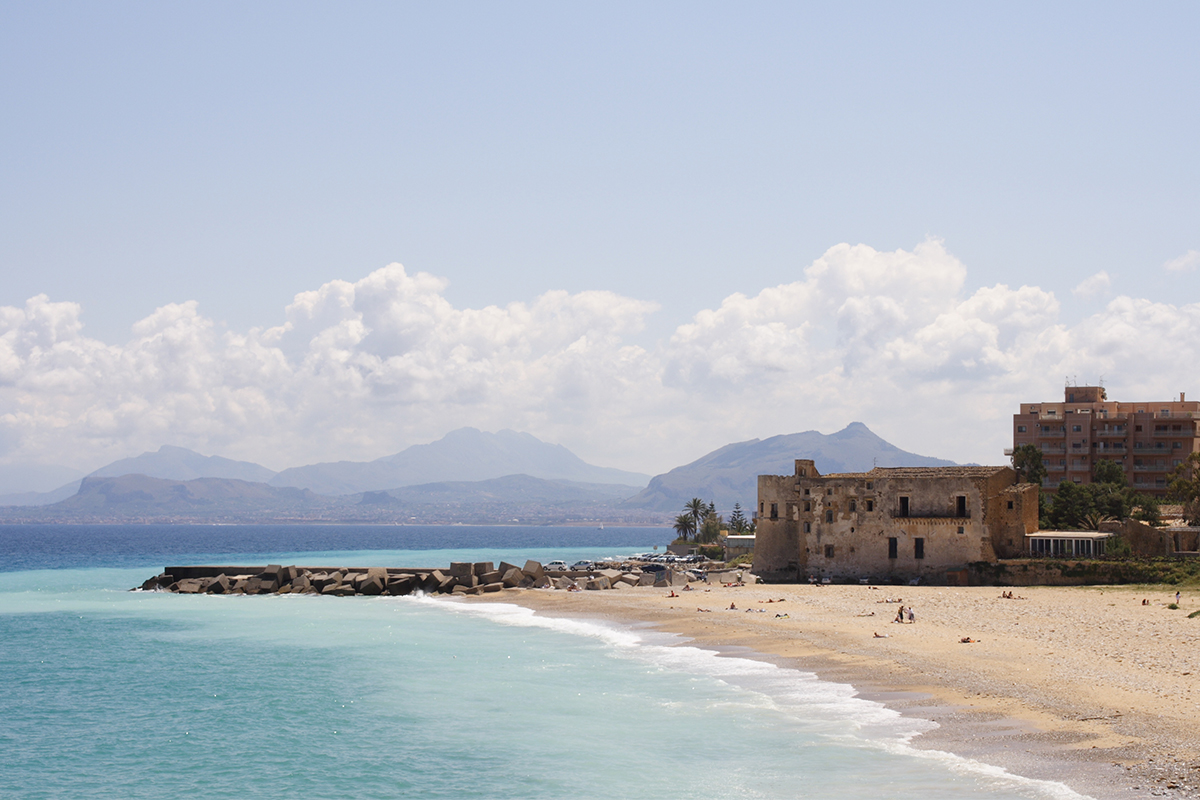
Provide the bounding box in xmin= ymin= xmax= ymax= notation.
xmin=1174 ymin=442 xmax=1183 ymax=449
xmin=957 ymin=526 xmax=965 ymax=534
xmin=759 ymin=502 xmax=764 ymax=514
xmin=1007 ymin=500 xmax=1014 ymax=509
xmin=803 ymin=501 xmax=811 ymax=512
xmin=866 ymin=481 xmax=873 ymax=489
xmin=899 ymin=496 xmax=910 ymax=517
xmin=826 ymin=488 xmax=833 ymax=496
xmin=1073 ymin=425 xmax=1082 ymax=432
xmin=865 ymin=499 xmax=874 ymax=512
xmin=824 ymin=545 xmax=835 ymax=559
xmin=770 ymin=503 xmax=778 ymax=520
xmin=804 ymin=488 xmax=810 ymax=496
xmin=888 ymin=537 xmax=898 ymax=559
xmin=825 ymin=510 xmax=834 ymax=523
xmin=803 ymin=522 xmax=811 ymax=533
xmin=956 ymin=495 xmax=967 ymax=517
xmin=914 ymin=538 xmax=925 ymax=559
xmin=1017 ymin=425 xmax=1026 ymax=433
xmin=849 ymin=499 xmax=857 ymax=512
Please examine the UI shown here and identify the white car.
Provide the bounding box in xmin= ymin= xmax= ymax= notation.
xmin=544 ymin=561 xmax=570 ymax=572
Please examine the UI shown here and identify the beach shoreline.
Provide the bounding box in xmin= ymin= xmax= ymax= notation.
xmin=466 ymin=582 xmax=1200 ymax=799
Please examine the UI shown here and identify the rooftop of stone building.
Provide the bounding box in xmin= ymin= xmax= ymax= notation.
xmin=799 ymin=465 xmax=1011 ymax=480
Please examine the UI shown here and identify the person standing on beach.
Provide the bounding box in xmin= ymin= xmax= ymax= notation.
xmin=907 ymin=607 xmax=915 ymax=624
xmin=894 ymin=605 xmax=905 ymax=623
xmin=1176 ymin=591 xmax=1181 ymax=605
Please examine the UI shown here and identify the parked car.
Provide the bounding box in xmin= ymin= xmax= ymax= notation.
xmin=570 ymin=560 xmax=596 ymax=571
xmin=640 ymin=563 xmax=667 ymax=573
xmin=544 ymin=561 xmax=570 ymax=572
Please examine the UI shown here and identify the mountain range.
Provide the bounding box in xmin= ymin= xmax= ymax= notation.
xmin=0 ymin=422 xmax=963 ymax=523
xmin=622 ymin=422 xmax=956 ymax=512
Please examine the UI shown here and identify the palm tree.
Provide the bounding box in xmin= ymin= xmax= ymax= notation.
xmin=685 ymin=497 xmax=706 ymax=539
xmin=673 ymin=513 xmax=696 ymax=542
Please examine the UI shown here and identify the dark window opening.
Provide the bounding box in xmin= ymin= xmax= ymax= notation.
xmin=825 ymin=510 xmax=834 ymax=523
xmin=824 ymin=545 xmax=835 ymax=558
xmin=803 ymin=522 xmax=811 ymax=533
xmin=849 ymin=499 xmax=857 ymax=512
xmin=1007 ymin=500 xmax=1014 ymax=509
xmin=804 ymin=501 xmax=811 ymax=512
xmin=865 ymin=499 xmax=874 ymax=512
xmin=956 ymin=495 xmax=967 ymax=517
xmin=899 ymin=496 xmax=910 ymax=517
xmin=888 ymin=537 xmax=898 ymax=559
xmin=769 ymin=503 xmax=778 ymax=520
xmin=914 ymin=538 xmax=925 ymax=559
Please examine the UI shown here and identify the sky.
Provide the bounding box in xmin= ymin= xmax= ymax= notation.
xmin=1 ymin=1 xmax=1198 ymax=492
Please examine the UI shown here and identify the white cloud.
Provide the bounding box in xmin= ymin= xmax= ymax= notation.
xmin=1164 ymin=249 xmax=1200 ymax=272
xmin=1072 ymin=270 xmax=1112 ymax=299
xmin=3 ymin=242 xmax=1199 ymax=479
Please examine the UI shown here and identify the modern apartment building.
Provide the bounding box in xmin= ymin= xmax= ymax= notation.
xmin=1012 ymin=385 xmax=1200 ymax=494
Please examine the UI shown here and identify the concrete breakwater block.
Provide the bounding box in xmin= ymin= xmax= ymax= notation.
xmin=139 ymin=558 xmax=693 ymax=598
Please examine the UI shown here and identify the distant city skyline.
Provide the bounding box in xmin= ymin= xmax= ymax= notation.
xmin=2 ymin=2 xmax=1197 ymax=481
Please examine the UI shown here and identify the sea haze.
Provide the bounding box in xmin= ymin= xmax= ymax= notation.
xmin=0 ymin=524 xmax=1087 ymax=799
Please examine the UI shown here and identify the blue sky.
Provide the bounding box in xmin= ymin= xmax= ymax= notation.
xmin=1 ymin=2 xmax=1198 ymax=487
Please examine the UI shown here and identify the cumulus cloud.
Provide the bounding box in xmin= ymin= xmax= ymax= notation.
xmin=2 ymin=242 xmax=1197 ymax=478
xmin=1072 ymin=270 xmax=1112 ymax=299
xmin=1164 ymin=249 xmax=1200 ymax=272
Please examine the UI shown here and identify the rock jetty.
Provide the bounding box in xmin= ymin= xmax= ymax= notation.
xmin=136 ymin=560 xmax=733 ymax=597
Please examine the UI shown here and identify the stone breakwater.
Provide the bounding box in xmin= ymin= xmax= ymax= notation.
xmin=136 ymin=561 xmax=729 ymax=597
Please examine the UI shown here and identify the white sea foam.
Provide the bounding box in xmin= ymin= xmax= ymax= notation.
xmin=433 ymin=598 xmax=1094 ymax=800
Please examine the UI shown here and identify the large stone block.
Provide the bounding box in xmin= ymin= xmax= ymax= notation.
xmin=321 ymin=583 xmax=341 ymax=595
xmin=206 ymin=574 xmax=230 ymax=594
xmin=176 ymin=579 xmax=204 ymax=594
xmin=481 ymin=570 xmax=503 ymax=585
xmin=366 ymin=567 xmax=388 ymax=581
xmin=309 ymin=573 xmax=334 ymax=590
xmin=452 ymin=584 xmax=470 ymax=594
xmin=386 ymin=576 xmax=417 ymax=596
xmin=533 ymin=576 xmax=551 ymax=588
xmin=617 ymin=573 xmax=639 ymax=586
xmin=262 ymin=564 xmax=282 ymax=578
xmin=523 ymin=560 xmax=545 ymax=580
xmin=473 ymin=562 xmax=494 ymax=577
xmin=437 ymin=576 xmax=457 ymax=593
xmin=482 ymin=582 xmax=503 ymax=593
xmin=599 ymin=568 xmax=623 ymax=582
xmin=501 ymin=568 xmax=524 ymax=587
xmin=449 ymin=562 xmax=473 ymax=578
xmin=585 ymin=577 xmax=611 ymax=590
xmin=638 ymin=573 xmax=657 ymax=586
xmin=359 ymin=575 xmax=385 ymax=596
xmin=553 ymin=576 xmax=576 ymax=590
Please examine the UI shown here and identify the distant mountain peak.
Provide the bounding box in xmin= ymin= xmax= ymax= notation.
xmin=623 ymin=422 xmax=956 ymax=512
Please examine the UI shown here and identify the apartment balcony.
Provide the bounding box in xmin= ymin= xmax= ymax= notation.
xmin=1046 ymin=464 xmax=1066 ymax=472
xmin=890 ymin=512 xmax=972 ymax=521
xmin=1132 ymin=464 xmax=1162 ymax=472
xmin=1153 ymin=429 xmax=1194 ymax=437
xmin=1093 ymin=429 xmax=1127 ymax=437
xmin=1036 ymin=430 xmax=1066 ymax=438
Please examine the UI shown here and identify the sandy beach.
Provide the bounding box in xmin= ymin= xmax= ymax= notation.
xmin=470 ymin=581 xmax=1200 ymax=799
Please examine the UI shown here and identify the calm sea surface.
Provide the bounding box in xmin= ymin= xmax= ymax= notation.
xmin=0 ymin=524 xmax=1088 ymax=799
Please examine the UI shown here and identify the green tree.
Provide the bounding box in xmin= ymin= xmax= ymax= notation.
xmin=1049 ymin=481 xmax=1093 ymax=529
xmin=672 ymin=513 xmax=697 ymax=542
xmin=1092 ymin=458 xmax=1126 ymax=487
xmin=1011 ymin=444 xmax=1047 ymax=486
xmin=698 ymin=511 xmax=724 ymax=543
xmin=1169 ymin=453 xmax=1200 ymax=524
xmin=684 ymin=498 xmax=707 ymax=539
xmin=728 ymin=503 xmax=748 ymax=533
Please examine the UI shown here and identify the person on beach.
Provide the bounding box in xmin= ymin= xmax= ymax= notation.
xmin=873 ymin=632 xmax=888 ymax=638
xmin=907 ymin=607 xmax=915 ymax=624
xmin=1176 ymin=591 xmax=1181 ymax=604
xmin=894 ymin=605 xmax=905 ymax=623
xmin=729 ymin=602 xmax=737 ymax=610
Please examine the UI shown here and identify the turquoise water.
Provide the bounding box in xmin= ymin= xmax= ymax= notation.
xmin=0 ymin=529 xmax=1090 ymax=799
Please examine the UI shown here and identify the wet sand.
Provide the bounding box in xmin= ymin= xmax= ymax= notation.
xmin=469 ymin=582 xmax=1200 ymax=799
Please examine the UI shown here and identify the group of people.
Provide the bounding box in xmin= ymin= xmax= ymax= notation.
xmin=999 ymin=591 xmax=1026 ymax=599
xmin=892 ymin=605 xmax=915 ymax=624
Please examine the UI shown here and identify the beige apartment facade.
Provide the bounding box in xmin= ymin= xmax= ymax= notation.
xmin=1013 ymin=386 xmax=1200 ymax=495
xmin=754 ymin=461 xmax=1038 ymax=583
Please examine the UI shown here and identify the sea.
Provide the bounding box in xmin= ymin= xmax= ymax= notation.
xmin=0 ymin=524 xmax=1090 ymax=800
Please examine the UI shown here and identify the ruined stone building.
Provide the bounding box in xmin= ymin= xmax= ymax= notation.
xmin=753 ymin=461 xmax=1039 ymax=583
xmin=1013 ymin=385 xmax=1199 ymax=494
